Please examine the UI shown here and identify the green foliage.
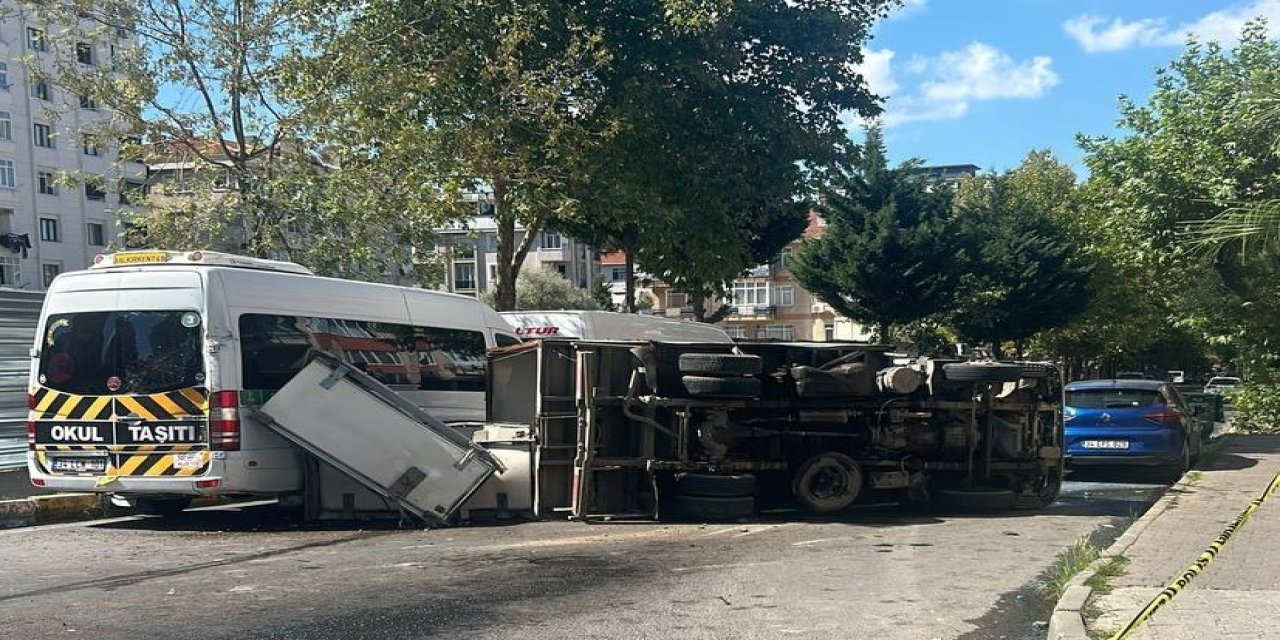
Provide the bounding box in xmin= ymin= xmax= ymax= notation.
xmin=1078 ymin=20 xmax=1280 ymax=370
xmin=26 ymin=0 xmax=436 ymax=282
xmin=793 ymin=126 xmax=963 ymax=342
xmin=479 ymin=267 xmax=600 ymax=311
xmin=1229 ymin=378 xmax=1280 ymax=434
xmin=948 ymin=170 xmax=1092 ymax=349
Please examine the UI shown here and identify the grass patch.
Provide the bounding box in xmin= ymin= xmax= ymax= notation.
xmin=1032 ymin=535 xmax=1103 ymax=616
xmin=1081 ymin=556 xmax=1130 ymax=639
xmin=1084 ymin=555 xmax=1129 ymax=594
xmin=1185 ymin=470 xmax=1203 ymax=485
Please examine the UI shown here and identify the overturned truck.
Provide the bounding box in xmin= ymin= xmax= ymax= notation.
xmin=486 ymin=340 xmax=1064 ymax=521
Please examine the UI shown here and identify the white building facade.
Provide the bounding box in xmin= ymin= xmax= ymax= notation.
xmin=435 ymin=212 xmax=599 ymax=297
xmin=0 ymin=4 xmax=144 ymax=290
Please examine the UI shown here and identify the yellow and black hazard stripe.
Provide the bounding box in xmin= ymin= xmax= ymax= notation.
xmin=114 ymin=450 xmax=211 ymax=477
xmin=29 ymin=388 xmax=113 ymax=420
xmin=115 ymin=388 xmax=208 ymax=420
xmin=34 ymin=444 xmax=105 ymax=452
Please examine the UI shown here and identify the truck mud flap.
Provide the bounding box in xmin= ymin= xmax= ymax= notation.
xmin=253 ymin=352 xmax=504 ymax=527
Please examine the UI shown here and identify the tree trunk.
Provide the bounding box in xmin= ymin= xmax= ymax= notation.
xmin=690 ymin=288 xmax=707 ymax=322
xmin=624 ymin=252 xmax=636 ymax=313
xmin=878 ymin=321 xmax=892 ymax=345
xmin=493 ymin=178 xmax=517 ymax=310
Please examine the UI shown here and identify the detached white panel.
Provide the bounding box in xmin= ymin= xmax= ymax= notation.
xmin=257 ymin=354 xmax=501 ymax=526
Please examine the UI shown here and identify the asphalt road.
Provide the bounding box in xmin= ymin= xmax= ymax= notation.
xmin=0 ymin=473 xmax=1166 ymax=640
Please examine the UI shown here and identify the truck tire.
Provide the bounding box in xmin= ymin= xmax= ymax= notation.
xmin=134 ymin=496 xmax=193 ymax=517
xmin=1014 ymin=477 xmax=1062 ymax=510
xmin=682 ymin=375 xmax=762 ymax=398
xmin=942 ymin=362 xmax=1022 ymax=384
xmin=677 ymin=353 xmax=763 ymax=376
xmin=932 ymin=487 xmax=1017 ymax=512
xmin=792 ymin=452 xmax=862 ymax=513
xmin=672 ymin=494 xmax=755 ymax=521
xmin=675 ymin=473 xmax=757 ymax=497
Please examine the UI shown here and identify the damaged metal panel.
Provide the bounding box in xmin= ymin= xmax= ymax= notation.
xmin=255 ymin=352 xmax=503 ymax=526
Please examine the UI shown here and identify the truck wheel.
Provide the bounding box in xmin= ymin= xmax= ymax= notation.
xmin=672 ymin=494 xmax=755 ymax=521
xmin=932 ymin=487 xmax=1017 ymax=512
xmin=134 ymin=496 xmax=193 ymax=517
xmin=675 ymin=473 xmax=756 ymax=497
xmin=942 ymin=363 xmax=1022 ymax=384
xmin=677 ymin=353 xmax=763 ymax=376
xmin=792 ymin=452 xmax=862 ymax=513
xmin=1014 ymin=477 xmax=1062 ymax=510
xmin=682 ymin=375 xmax=762 ymax=398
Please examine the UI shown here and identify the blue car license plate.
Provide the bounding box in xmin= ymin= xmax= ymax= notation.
xmin=1081 ymin=440 xmax=1129 ymax=450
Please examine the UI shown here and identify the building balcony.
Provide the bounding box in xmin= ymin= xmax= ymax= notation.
xmin=729 ymin=305 xmax=776 ymax=319
xmin=744 ymin=264 xmax=773 ymax=278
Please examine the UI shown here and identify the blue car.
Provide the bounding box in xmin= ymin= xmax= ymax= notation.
xmin=1064 ymin=379 xmax=1206 ymax=477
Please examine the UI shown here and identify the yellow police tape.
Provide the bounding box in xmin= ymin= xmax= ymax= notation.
xmin=1108 ymin=469 xmax=1280 ymax=640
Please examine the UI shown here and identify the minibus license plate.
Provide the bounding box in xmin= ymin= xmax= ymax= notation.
xmin=49 ymin=457 xmax=108 ymax=473
xmin=1081 ymin=440 xmax=1129 ymax=449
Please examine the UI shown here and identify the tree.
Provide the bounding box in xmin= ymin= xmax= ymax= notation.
xmin=27 ymin=0 xmax=433 ymax=281
xmin=289 ymin=0 xmax=615 ymax=309
xmin=480 ymin=267 xmax=600 ymax=311
xmin=792 ymin=126 xmax=962 ymax=342
xmin=553 ymin=0 xmax=893 ymax=317
xmin=947 ymin=172 xmax=1092 ymax=354
xmin=1080 ymin=20 xmax=1280 ymax=373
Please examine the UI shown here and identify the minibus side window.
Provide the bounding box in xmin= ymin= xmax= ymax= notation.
xmin=239 ymin=314 xmax=487 ymax=393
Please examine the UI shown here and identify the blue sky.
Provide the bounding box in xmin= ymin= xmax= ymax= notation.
xmin=860 ymin=0 xmax=1280 ymax=175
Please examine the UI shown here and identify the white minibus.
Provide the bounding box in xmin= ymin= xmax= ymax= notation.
xmin=27 ymin=250 xmax=517 ymax=514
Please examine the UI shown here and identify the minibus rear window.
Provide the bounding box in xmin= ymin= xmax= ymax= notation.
xmin=39 ymin=311 xmax=204 ymax=394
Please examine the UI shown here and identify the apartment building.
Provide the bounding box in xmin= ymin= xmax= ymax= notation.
xmin=436 ymin=200 xmax=600 ymax=296
xmin=718 ymin=214 xmax=872 ymax=342
xmin=0 ymin=5 xmax=144 ymax=289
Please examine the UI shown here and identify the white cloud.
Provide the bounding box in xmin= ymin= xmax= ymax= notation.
xmin=1064 ymin=0 xmax=1280 ymax=53
xmin=920 ymin=43 xmax=1059 ymax=102
xmin=861 ymin=42 xmax=1058 ymax=126
xmin=856 ymin=48 xmax=899 ymax=97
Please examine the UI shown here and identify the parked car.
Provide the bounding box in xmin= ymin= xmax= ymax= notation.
xmin=1204 ymin=376 xmax=1241 ymax=396
xmin=1064 ymin=379 xmax=1206 ymax=479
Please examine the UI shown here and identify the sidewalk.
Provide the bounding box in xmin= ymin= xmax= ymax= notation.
xmin=1088 ymin=435 xmax=1280 ymax=639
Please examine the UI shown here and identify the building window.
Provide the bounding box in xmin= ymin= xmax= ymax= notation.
xmin=454 ymin=263 xmax=476 ymax=290
xmin=79 ymin=95 xmax=98 ymax=110
xmin=76 ymin=42 xmax=94 ymax=66
xmin=555 ymin=263 xmax=567 ymax=276
xmin=86 ymin=222 xmax=105 ymax=246
xmin=722 ymin=325 xmax=748 ymax=339
xmin=666 ymin=291 xmax=689 ymax=309
xmin=824 ymin=323 xmax=835 ymax=341
xmin=83 ymin=135 xmax=100 ymax=156
xmin=0 ymin=159 xmax=15 ymax=188
xmin=30 ymin=80 xmax=50 ymax=101
xmin=758 ymin=324 xmax=794 ymax=341
xmin=41 ymin=263 xmax=61 ymax=287
xmin=0 ymin=63 xmax=9 ymax=90
xmin=33 ymin=123 xmax=54 ymax=148
xmin=0 ymin=207 xmax=11 ymax=235
xmin=607 ymin=266 xmax=627 ymax=282
xmin=0 ymin=256 xmax=15 ymax=286
xmin=84 ymin=182 xmax=106 ymax=201
xmin=732 ymin=280 xmax=769 ymax=307
xmin=37 ymin=170 xmax=57 ymax=195
xmin=487 ymin=263 xmax=498 ymax=283
xmin=40 ymin=217 xmax=59 ymax=242
xmin=27 ymin=28 xmax=47 ymax=52
xmin=780 ymin=247 xmax=793 ymax=269
xmin=539 ymin=232 xmax=562 ymax=250
xmin=776 ymin=286 xmax=794 ymax=308
xmin=119 ymin=179 xmax=145 ymax=205
xmin=483 ymin=234 xmax=498 ymax=251
xmin=0 ymin=112 xmax=10 ymax=141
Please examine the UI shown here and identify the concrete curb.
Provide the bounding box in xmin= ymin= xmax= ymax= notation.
xmin=0 ymin=493 xmax=225 ymax=529
xmin=1045 ymin=437 xmax=1225 ymax=640
xmin=0 ymin=492 xmax=103 ymax=528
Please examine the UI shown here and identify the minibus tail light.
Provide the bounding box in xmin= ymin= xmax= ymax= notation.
xmin=210 ymin=390 xmax=241 ymax=451
xmin=27 ymin=393 xmax=36 ymax=450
